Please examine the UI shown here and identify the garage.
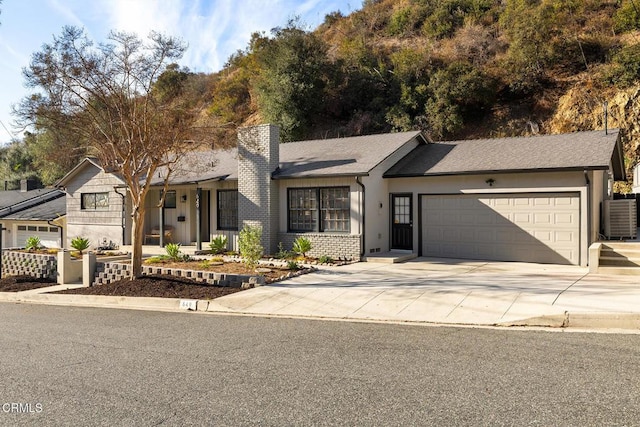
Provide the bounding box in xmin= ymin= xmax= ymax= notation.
xmin=420 ymin=193 xmax=580 ymax=265
xmin=16 ymin=224 xmax=62 ymax=248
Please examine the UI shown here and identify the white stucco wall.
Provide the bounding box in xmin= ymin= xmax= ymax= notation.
xmin=386 ymin=170 xmax=596 ymax=266
xmin=362 ymin=137 xmax=422 ymax=255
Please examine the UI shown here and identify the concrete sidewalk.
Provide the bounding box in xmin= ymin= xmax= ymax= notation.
xmin=1 ymin=258 xmax=639 ymax=331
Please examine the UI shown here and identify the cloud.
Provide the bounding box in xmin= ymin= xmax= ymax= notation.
xmin=94 ymin=0 xmax=356 ymax=73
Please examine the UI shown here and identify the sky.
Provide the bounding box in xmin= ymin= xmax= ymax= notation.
xmin=0 ymin=0 xmax=359 ymax=145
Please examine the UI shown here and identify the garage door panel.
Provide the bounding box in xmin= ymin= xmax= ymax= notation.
xmin=421 ymin=193 xmax=580 ymax=265
xmin=16 ymin=224 xmax=61 ymax=248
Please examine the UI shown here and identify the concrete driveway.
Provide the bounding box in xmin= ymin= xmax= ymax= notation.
xmin=208 ymin=258 xmax=640 ymax=328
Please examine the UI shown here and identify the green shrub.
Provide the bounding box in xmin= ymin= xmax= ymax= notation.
xmin=25 ymin=236 xmax=41 ymax=251
xmin=287 ymin=260 xmax=301 ymax=271
xmin=292 ymin=236 xmax=312 ymax=258
xmin=239 ymin=225 xmax=263 ymax=268
xmin=605 ymin=44 xmax=640 ymax=88
xmin=318 ymin=255 xmax=334 ymax=264
xmin=614 ymin=0 xmax=640 ymax=33
xmin=276 ymin=242 xmax=295 ymax=260
xmin=209 ymin=235 xmax=228 ymax=254
xmin=71 ymin=236 xmax=90 ymax=254
xmin=165 ymin=243 xmax=183 ymax=261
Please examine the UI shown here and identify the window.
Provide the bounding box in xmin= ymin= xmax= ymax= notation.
xmin=17 ymin=225 xmax=26 ymax=231
xmin=289 ymin=188 xmax=317 ymax=232
xmin=320 ymin=187 xmax=350 ymax=232
xmin=217 ymin=190 xmax=238 ymax=230
xmin=49 ymin=227 xmax=59 ymax=233
xmin=288 ymin=187 xmax=350 ymax=232
xmin=81 ymin=192 xmax=109 ymax=210
xmin=163 ymin=190 xmax=176 ymax=209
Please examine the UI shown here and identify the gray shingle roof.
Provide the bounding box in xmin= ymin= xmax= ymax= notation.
xmin=384 ymin=129 xmax=624 ymax=179
xmin=157 ymin=131 xmax=424 ymax=184
xmin=0 ymin=189 xmax=66 ymax=220
xmin=274 ymin=131 xmax=424 ymax=178
xmin=150 ymin=149 xmax=238 ymax=185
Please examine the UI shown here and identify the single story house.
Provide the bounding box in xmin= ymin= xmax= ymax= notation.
xmin=0 ymin=181 xmax=66 ymax=249
xmin=56 ymin=124 xmax=625 ymax=266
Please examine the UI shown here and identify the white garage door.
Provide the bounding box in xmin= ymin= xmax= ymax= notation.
xmin=421 ymin=193 xmax=580 ymax=265
xmin=16 ymin=224 xmax=61 ymax=248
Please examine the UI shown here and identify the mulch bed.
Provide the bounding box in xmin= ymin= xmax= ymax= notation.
xmin=0 ymin=275 xmax=57 ymax=292
xmin=53 ymin=275 xmax=243 ymax=299
xmin=0 ymin=259 xmax=315 ymax=299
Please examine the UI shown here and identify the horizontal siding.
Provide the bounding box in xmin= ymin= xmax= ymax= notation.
xmin=65 ymin=163 xmax=125 ymax=229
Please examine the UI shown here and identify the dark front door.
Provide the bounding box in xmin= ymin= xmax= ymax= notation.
xmin=391 ymin=194 xmax=413 ymax=250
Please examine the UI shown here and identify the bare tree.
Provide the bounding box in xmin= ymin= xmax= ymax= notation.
xmin=17 ymin=26 xmax=205 ymax=278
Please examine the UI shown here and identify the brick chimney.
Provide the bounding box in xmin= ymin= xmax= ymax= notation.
xmin=237 ymin=124 xmax=280 ymax=255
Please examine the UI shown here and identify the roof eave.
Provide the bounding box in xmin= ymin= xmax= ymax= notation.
xmin=364 ymin=131 xmax=427 ymax=174
xmin=273 ymin=172 xmax=370 ymax=180
xmin=383 ymin=166 xmax=611 ymax=178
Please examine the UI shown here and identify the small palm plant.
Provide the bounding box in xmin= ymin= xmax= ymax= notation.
xmin=71 ymin=236 xmax=90 ymax=255
xmin=25 ymin=236 xmax=41 ymax=252
xmin=165 ymin=243 xmax=183 ymax=261
xmin=292 ymin=237 xmax=312 ymax=258
xmin=209 ymin=235 xmax=228 ymax=254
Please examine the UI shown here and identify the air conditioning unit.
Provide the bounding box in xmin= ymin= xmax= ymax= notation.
xmin=603 ymin=199 xmax=637 ymax=239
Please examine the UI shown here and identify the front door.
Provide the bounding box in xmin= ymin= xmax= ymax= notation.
xmin=391 ymin=194 xmax=413 ymax=250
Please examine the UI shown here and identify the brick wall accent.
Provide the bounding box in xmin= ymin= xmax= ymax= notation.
xmin=237 ymin=124 xmax=280 ymax=255
xmin=278 ymin=233 xmax=362 ymax=261
xmin=1 ymin=250 xmax=57 ymax=280
xmin=92 ymin=261 xmax=264 ymax=288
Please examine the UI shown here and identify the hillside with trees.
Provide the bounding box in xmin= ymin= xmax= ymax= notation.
xmin=4 ymin=0 xmax=640 ymax=187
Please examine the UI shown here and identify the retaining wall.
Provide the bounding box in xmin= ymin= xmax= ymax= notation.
xmin=93 ymin=261 xmax=265 ymax=288
xmin=1 ymin=251 xmax=57 ymax=280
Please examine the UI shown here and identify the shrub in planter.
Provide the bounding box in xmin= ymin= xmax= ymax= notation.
xmin=209 ymin=235 xmax=228 ymax=254
xmin=239 ymin=225 xmax=263 ymax=268
xmin=71 ymin=236 xmax=90 ymax=254
xmin=292 ymin=236 xmax=312 ymax=258
xmin=25 ymin=236 xmax=41 ymax=252
xmin=165 ymin=243 xmax=183 ymax=261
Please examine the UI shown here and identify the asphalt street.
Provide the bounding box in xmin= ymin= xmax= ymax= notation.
xmin=1 ymin=302 xmax=639 ymax=426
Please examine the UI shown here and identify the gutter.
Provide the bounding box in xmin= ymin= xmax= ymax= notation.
xmin=584 ymin=170 xmax=592 ymax=264
xmin=356 ymin=176 xmax=365 ymax=259
xmin=0 ymin=190 xmax=64 ymax=218
xmin=47 ymin=219 xmax=63 ymax=249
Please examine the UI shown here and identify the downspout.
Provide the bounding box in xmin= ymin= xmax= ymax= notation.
xmin=114 ymin=187 xmax=127 ymax=245
xmin=356 ymin=176 xmax=365 ymax=259
xmin=47 ymin=219 xmax=63 ymax=249
xmin=584 ymin=170 xmax=591 ymax=265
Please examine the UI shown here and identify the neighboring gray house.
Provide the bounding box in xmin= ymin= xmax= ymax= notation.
xmin=0 ymin=181 xmax=66 ymax=248
xmin=56 ymin=124 xmax=625 ymax=266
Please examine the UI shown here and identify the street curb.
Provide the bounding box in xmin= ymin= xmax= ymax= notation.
xmin=499 ymin=311 xmax=640 ymax=330
xmin=2 ymin=291 xmax=640 ymax=331
xmin=0 ymin=291 xmax=201 ymax=313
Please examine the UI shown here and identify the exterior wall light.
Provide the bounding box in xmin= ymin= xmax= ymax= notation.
xmin=485 ymin=178 xmax=495 ymax=187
